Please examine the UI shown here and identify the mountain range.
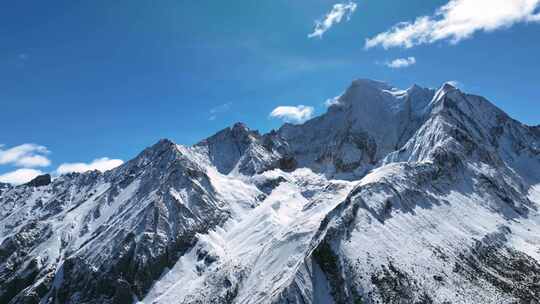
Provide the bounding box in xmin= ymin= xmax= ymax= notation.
xmin=1 ymin=79 xmax=540 ymax=304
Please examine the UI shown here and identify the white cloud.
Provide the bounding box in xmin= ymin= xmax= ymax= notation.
xmin=324 ymin=96 xmax=341 ymax=107
xmin=269 ymin=105 xmax=314 ymax=123
xmin=0 ymin=144 xmax=51 ymax=168
xmin=384 ymin=57 xmax=417 ymax=68
xmin=0 ymin=168 xmax=44 ymax=185
xmin=309 ymin=2 xmax=357 ymax=38
xmin=365 ymin=0 xmax=540 ymax=49
xmin=56 ymin=157 xmax=124 ymax=175
xmin=209 ymin=102 xmax=232 ymax=121
xmin=16 ymin=155 xmax=51 ymax=167
xmin=0 ymin=144 xmax=124 ymax=183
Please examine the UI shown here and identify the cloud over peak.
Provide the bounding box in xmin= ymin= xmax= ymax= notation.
xmin=324 ymin=96 xmax=341 ymax=107
xmin=0 ymin=168 xmax=44 ymax=185
xmin=270 ymin=105 xmax=314 ymax=123
xmin=309 ymin=2 xmax=357 ymax=38
xmin=56 ymin=157 xmax=124 ymax=175
xmin=365 ymin=0 xmax=540 ymax=49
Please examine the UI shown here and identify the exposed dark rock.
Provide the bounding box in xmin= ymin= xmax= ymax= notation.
xmin=370 ymin=262 xmax=418 ymax=304
xmin=455 ymin=231 xmax=540 ymax=303
xmin=254 ymin=176 xmax=287 ymax=195
xmin=312 ymin=241 xmax=348 ymax=303
xmin=278 ymin=156 xmax=297 ymax=172
xmin=24 ymin=174 xmax=51 ymax=187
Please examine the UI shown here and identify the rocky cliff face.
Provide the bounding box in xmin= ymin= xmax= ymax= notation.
xmin=1 ymin=79 xmax=539 ymax=304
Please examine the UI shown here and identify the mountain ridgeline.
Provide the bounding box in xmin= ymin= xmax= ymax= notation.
xmin=1 ymin=79 xmax=540 ymax=304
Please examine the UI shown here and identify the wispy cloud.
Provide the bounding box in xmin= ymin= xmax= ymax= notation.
xmin=0 ymin=168 xmax=44 ymax=185
xmin=384 ymin=57 xmax=417 ymax=68
xmin=0 ymin=144 xmax=51 ymax=168
xmin=308 ymin=2 xmax=357 ymax=38
xmin=56 ymin=157 xmax=123 ymax=175
xmin=209 ymin=102 xmax=232 ymax=121
xmin=365 ymin=0 xmax=540 ymax=49
xmin=269 ymin=105 xmax=314 ymax=123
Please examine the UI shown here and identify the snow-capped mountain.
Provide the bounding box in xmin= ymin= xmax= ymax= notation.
xmin=1 ymin=79 xmax=540 ymax=304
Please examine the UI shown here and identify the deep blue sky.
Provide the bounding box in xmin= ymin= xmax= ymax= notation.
xmin=1 ymin=0 xmax=539 ymax=178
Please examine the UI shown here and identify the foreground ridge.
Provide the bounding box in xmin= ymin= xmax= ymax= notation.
xmin=1 ymin=79 xmax=539 ymax=304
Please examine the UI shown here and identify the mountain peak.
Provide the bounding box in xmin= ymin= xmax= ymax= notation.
xmin=408 ymin=83 xmax=423 ymax=90
xmin=199 ymin=122 xmax=259 ymax=147
xmin=122 ymin=137 xmax=180 ymax=172
xmin=442 ymin=81 xmax=457 ymax=90
xmin=2 ymin=77 xmax=540 ymax=304
xmin=155 ymin=138 xmax=175 ymax=147
xmin=145 ymin=138 xmax=178 ymax=155
xmin=435 ymin=81 xmax=458 ymax=96
xmin=232 ymin=121 xmax=249 ymax=131
xmin=350 ymin=78 xmax=394 ymax=91
xmin=23 ymin=174 xmax=51 ymax=187
xmin=194 ymin=122 xmax=266 ymax=174
xmin=230 ymin=121 xmax=259 ymax=137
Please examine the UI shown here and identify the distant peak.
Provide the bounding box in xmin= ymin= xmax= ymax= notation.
xmin=407 ymin=84 xmax=424 ymax=92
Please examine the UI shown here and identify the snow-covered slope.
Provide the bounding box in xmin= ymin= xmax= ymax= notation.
xmin=1 ymin=79 xmax=539 ymax=304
